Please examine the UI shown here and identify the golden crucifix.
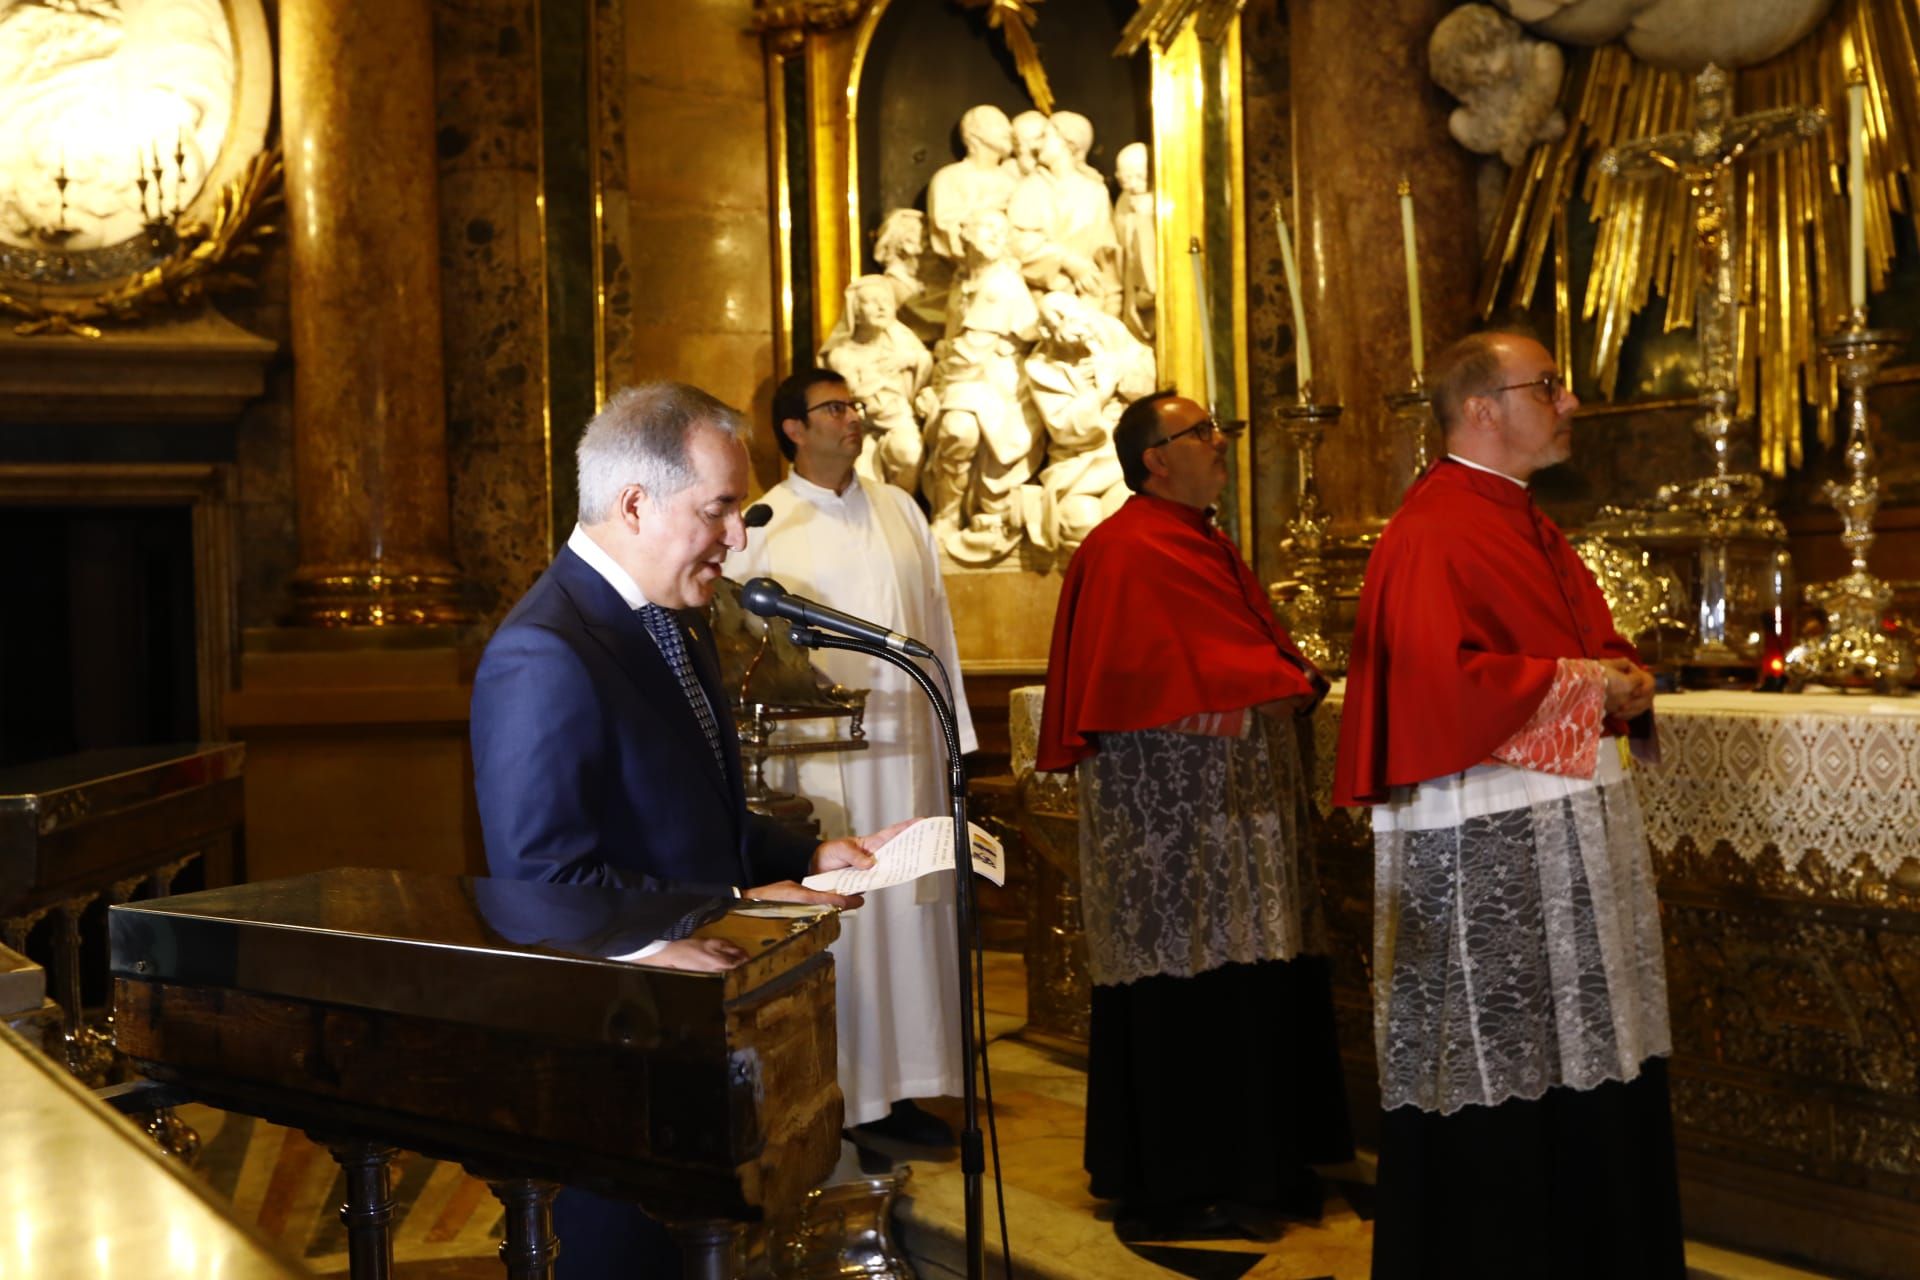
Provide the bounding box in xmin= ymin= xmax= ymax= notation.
xmin=1599 ymin=63 xmax=1825 ymax=666
xmin=1599 ymin=63 xmax=1826 ymax=496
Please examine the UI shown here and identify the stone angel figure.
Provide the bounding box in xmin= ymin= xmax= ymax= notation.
xmin=1429 ymin=4 xmax=1566 ymax=166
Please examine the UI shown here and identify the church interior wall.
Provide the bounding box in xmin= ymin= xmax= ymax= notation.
xmin=621 ymin=0 xmax=784 ymax=492
xmin=10 ymin=1 xmax=1920 ymax=1272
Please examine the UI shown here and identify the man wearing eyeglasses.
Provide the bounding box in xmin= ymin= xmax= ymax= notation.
xmin=1036 ymin=391 xmax=1353 ymax=1241
xmin=725 ymin=366 xmax=977 ymax=1149
xmin=1334 ymin=331 xmax=1680 ymax=1279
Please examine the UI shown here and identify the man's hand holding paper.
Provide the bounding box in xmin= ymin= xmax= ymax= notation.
xmin=801 ymin=817 xmax=1007 ymax=897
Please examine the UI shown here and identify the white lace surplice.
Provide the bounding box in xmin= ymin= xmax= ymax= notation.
xmin=1076 ymin=716 xmax=1324 ymax=988
xmin=1372 ymin=746 xmax=1672 ymax=1115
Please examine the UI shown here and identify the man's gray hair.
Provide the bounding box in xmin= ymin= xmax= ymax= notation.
xmin=576 ymin=382 xmax=745 ymax=522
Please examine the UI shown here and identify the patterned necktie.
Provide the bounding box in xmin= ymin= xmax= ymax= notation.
xmin=638 ymin=603 xmax=729 ymax=786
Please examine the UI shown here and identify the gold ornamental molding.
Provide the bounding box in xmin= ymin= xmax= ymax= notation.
xmin=956 ymin=0 xmax=1055 ymax=114
xmin=0 ymin=152 xmax=283 ymax=340
xmin=750 ymin=0 xmax=865 ymax=52
xmin=1116 ymin=0 xmax=1245 ymax=56
xmin=1480 ymin=0 xmax=1920 ymax=475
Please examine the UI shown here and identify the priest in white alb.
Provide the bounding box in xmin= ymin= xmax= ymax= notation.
xmin=725 ymin=366 xmax=978 ymax=1145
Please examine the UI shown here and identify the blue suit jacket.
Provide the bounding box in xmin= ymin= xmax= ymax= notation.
xmin=471 ymin=547 xmax=815 ymax=895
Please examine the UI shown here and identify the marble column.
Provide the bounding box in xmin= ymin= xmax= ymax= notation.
xmin=280 ymin=0 xmax=465 ymax=625
xmin=626 ymin=0 xmax=779 ymax=490
xmin=1287 ymin=0 xmax=1479 ymax=538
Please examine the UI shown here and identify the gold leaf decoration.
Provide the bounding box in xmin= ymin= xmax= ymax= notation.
xmin=1480 ymin=0 xmax=1920 ymax=475
xmin=0 ymin=149 xmax=283 ymax=339
xmin=958 ymin=0 xmax=1055 ymax=113
xmin=1115 ymin=0 xmax=1243 ymax=56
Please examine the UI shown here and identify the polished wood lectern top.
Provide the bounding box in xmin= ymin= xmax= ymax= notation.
xmin=110 ymin=867 xmax=845 ymax=1278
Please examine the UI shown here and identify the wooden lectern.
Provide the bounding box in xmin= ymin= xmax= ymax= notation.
xmin=110 ymin=867 xmax=844 ymax=1279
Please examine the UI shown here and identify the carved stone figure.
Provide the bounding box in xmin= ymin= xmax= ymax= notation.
xmin=925 ymin=208 xmax=1041 ymax=562
xmin=1430 ymin=5 xmax=1566 ymax=168
xmin=871 ymin=207 xmax=947 ymax=341
xmin=1007 ymin=117 xmax=1120 ymax=309
xmin=1050 ymin=109 xmax=1105 ymax=183
xmin=1019 ymin=292 xmax=1155 ymax=554
xmin=822 ymin=274 xmax=935 ymax=493
xmin=1492 ymin=0 xmax=1833 ymax=70
xmin=1111 ymin=141 xmax=1156 ymax=343
xmin=928 ymin=105 xmax=1017 ymax=264
xmin=1004 ymin=109 xmax=1049 ymax=178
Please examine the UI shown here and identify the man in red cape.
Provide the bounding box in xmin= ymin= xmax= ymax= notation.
xmin=1334 ymin=332 xmax=1681 ymax=1280
xmin=1038 ymin=391 xmax=1352 ymax=1241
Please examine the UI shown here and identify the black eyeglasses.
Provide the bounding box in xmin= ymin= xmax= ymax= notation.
xmin=1494 ymin=373 xmax=1567 ymax=402
xmin=805 ymin=399 xmax=866 ymax=419
xmin=1148 ymin=418 xmax=1220 ymax=449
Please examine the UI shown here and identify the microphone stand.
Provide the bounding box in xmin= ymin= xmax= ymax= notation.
xmin=786 ymin=624 xmax=987 ymax=1280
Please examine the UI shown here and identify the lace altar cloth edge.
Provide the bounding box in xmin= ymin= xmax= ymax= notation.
xmin=1309 ymin=683 xmax=1920 ymax=877
xmin=1015 ymin=682 xmax=1920 ymax=877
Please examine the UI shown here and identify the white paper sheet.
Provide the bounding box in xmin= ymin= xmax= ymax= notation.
xmin=801 ymin=817 xmax=1006 ymax=895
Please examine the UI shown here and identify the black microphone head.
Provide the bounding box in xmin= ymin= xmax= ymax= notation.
xmin=739 ymin=577 xmax=786 ymax=617
xmin=743 ymin=503 xmax=773 ymax=528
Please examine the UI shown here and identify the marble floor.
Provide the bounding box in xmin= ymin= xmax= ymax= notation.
xmin=170 ymin=948 xmax=1840 ymax=1280
xmin=862 ymin=952 xmax=1840 ymax=1280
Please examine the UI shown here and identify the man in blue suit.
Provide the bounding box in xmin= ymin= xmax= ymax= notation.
xmin=471 ymin=380 xmax=900 ymax=1278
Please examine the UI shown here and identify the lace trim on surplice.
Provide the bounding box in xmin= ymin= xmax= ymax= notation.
xmin=1075 ymin=717 xmax=1324 ymax=987
xmin=1371 ymin=759 xmax=1671 ymax=1115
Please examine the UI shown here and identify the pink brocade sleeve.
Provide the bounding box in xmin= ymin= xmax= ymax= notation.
xmin=1490 ymin=658 xmax=1608 ymax=778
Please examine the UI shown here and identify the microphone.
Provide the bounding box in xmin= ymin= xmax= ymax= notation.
xmin=740 ymin=577 xmax=934 ymax=659
xmin=743 ymin=503 xmax=773 ymax=528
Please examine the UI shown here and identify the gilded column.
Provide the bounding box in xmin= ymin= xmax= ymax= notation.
xmin=280 ymin=0 xmax=465 ymax=625
xmin=1288 ymin=0 xmax=1478 ymax=537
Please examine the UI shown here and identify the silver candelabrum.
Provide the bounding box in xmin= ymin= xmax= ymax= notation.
xmin=1784 ymin=314 xmax=1915 ymax=694
xmin=1270 ymin=392 xmax=1342 ymax=671
xmin=1384 ymin=376 xmax=1435 ymax=478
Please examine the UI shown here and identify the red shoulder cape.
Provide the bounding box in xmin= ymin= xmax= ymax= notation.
xmin=1332 ymin=460 xmax=1641 ymax=806
xmin=1037 ymin=494 xmax=1323 ymax=772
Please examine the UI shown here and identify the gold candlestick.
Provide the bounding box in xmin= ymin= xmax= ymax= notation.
xmin=1784 ymin=313 xmax=1914 ymax=694
xmin=1384 ymin=374 xmax=1435 ymax=478
xmin=1269 ymin=390 xmax=1343 ymax=671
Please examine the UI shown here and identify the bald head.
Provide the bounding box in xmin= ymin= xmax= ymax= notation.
xmin=1430 ymin=330 xmax=1579 ymax=481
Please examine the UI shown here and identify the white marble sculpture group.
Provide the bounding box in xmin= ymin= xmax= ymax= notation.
xmin=830 ymin=105 xmax=1158 ymax=567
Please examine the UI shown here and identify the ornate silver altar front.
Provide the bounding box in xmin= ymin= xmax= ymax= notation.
xmin=1579 ymin=487 xmax=1789 ymax=670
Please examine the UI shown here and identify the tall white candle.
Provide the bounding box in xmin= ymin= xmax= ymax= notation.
xmin=1189 ymin=237 xmax=1217 ymax=411
xmin=1399 ymin=178 xmax=1424 ymax=379
xmin=1272 ymin=201 xmax=1313 ymax=396
xmin=1848 ymin=74 xmax=1867 ymax=312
